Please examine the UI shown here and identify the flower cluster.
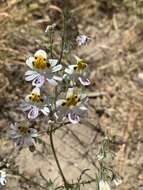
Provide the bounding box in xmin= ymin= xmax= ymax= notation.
xmin=9 ymin=44 xmax=90 ymax=150
xmin=22 ymin=49 xmax=90 ymax=122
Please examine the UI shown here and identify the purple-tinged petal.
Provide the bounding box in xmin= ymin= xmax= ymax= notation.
xmin=28 ymin=107 xmax=39 ymax=120
xmin=76 ymin=35 xmax=91 ymax=46
xmin=32 ymin=75 xmax=45 ymax=87
xmin=68 ymin=113 xmax=80 ymax=124
xmin=25 ymin=71 xmax=39 ymax=81
xmin=79 ymin=76 xmax=91 ymax=86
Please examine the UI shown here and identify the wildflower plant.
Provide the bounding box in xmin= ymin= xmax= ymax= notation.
xmin=8 ymin=9 xmax=121 ymax=190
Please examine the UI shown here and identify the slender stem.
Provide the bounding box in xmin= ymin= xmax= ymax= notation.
xmin=59 ymin=11 xmax=66 ymax=65
xmin=54 ymin=86 xmax=58 ymax=109
xmin=49 ymin=30 xmax=54 ymax=58
xmin=49 ymin=128 xmax=68 ymax=189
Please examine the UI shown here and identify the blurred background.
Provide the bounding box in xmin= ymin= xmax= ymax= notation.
xmin=0 ymin=0 xmax=143 ymax=189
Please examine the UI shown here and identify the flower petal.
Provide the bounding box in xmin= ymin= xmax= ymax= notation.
xmin=41 ymin=107 xmax=50 ymax=116
xmin=52 ymin=64 xmax=62 ymax=73
xmin=68 ymin=113 xmax=80 ymax=124
xmin=53 ymin=75 xmax=62 ymax=81
xmin=76 ymin=35 xmax=91 ymax=46
xmin=68 ymin=65 xmax=76 ymax=70
xmin=74 ymin=55 xmax=81 ymax=63
xmin=0 ymin=170 xmax=6 ymax=186
xmin=66 ymin=88 xmax=74 ymax=99
xmin=79 ymin=76 xmax=91 ymax=86
xmin=28 ymin=107 xmax=39 ymax=119
xmin=47 ymin=78 xmax=58 ymax=86
xmin=20 ymin=100 xmax=32 ymax=111
xmin=0 ymin=171 xmax=6 ymax=178
xmin=32 ymin=75 xmax=45 ymax=87
xmin=49 ymin=59 xmax=58 ymax=67
xmin=79 ymin=106 xmax=87 ymax=111
xmin=26 ymin=57 xmax=34 ymax=69
xmin=0 ymin=177 xmax=6 ymax=186
xmin=34 ymin=49 xmax=47 ymax=59
xmin=25 ymin=70 xmax=37 ymax=76
xmin=32 ymin=87 xmax=40 ymax=95
xmin=31 ymin=128 xmax=38 ymax=138
xmin=65 ymin=68 xmax=73 ymax=74
xmin=99 ymin=180 xmax=111 ymax=190
xmin=25 ymin=72 xmax=39 ymax=81
xmin=10 ymin=132 xmax=22 ymax=139
xmin=56 ymin=99 xmax=66 ymax=107
xmin=10 ymin=123 xmax=17 ymax=130
xmin=23 ymin=136 xmax=34 ymax=147
xmin=113 ymin=178 xmax=122 ymax=186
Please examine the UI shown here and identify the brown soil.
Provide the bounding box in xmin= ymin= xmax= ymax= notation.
xmin=0 ymin=0 xmax=143 ymax=190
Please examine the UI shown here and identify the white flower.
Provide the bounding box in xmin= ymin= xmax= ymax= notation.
xmin=20 ymin=87 xmax=50 ymax=120
xmin=0 ymin=170 xmax=6 ymax=186
xmin=9 ymin=122 xmax=38 ymax=149
xmin=56 ymin=88 xmax=88 ymax=124
xmin=25 ymin=49 xmax=62 ymax=87
xmin=64 ymin=55 xmax=90 ymax=86
xmin=113 ymin=178 xmax=122 ymax=186
xmin=76 ymin=34 xmax=91 ymax=46
xmin=99 ymin=180 xmax=111 ymax=190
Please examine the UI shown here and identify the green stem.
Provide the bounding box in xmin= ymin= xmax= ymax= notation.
xmin=49 ymin=128 xmax=68 ymax=189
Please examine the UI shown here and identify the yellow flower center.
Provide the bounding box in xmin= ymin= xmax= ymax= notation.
xmin=29 ymin=93 xmax=44 ymax=103
xmin=18 ymin=126 xmax=31 ymax=135
xmin=33 ymin=55 xmax=50 ymax=70
xmin=62 ymin=95 xmax=80 ymax=107
xmin=74 ymin=60 xmax=87 ymax=72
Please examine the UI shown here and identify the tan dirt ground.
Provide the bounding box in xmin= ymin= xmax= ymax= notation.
xmin=0 ymin=0 xmax=143 ymax=190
